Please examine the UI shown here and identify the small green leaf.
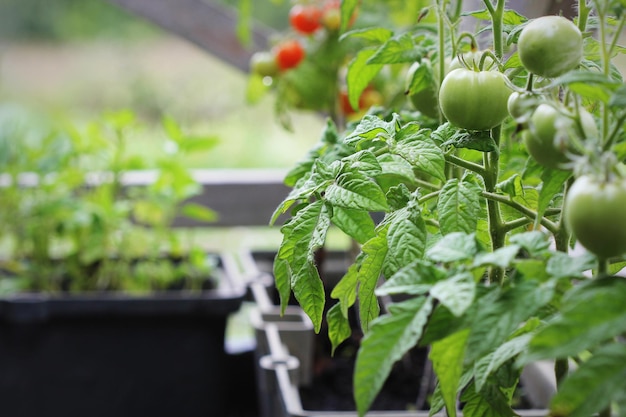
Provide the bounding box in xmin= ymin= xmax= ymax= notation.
xmin=180 ymin=202 xmax=218 ymax=223
xmin=474 ymin=333 xmax=533 ymax=391
xmin=460 ymin=381 xmax=517 ymax=417
xmin=429 ymin=329 xmax=470 ymax=417
xmin=509 ymin=231 xmax=551 ymax=257
xmin=550 ymin=70 xmax=621 ymax=103
xmin=443 ymin=130 xmax=498 ymax=152
xmin=325 ymin=172 xmax=389 ymax=211
xmin=376 ymin=259 xmax=446 ymax=296
xmin=609 ymin=83 xmax=626 ymax=108
xmin=546 ymin=251 xmax=596 ymax=279
xmin=345 ymin=114 xmax=399 ymax=144
xmin=355 ymin=296 xmax=434 ymax=417
xmin=330 ymin=262 xmax=359 ymax=317
xmin=326 ymin=303 xmax=353 ymax=355
xmin=430 ymin=271 xmax=476 ymax=317
xmin=345 ymin=150 xmax=382 ymax=177
xmin=340 ymin=0 xmax=360 ymax=34
xmin=377 ymin=153 xmax=418 ymax=185
xmin=340 ymin=27 xmax=394 ymax=43
xmin=273 ymin=254 xmax=292 ymax=314
xmin=384 ymin=205 xmax=428 ymax=275
xmin=437 ymin=178 xmax=482 ymax=235
xmin=393 ymin=135 xmax=446 ymax=182
xmin=291 ymin=262 xmax=326 ymax=333
xmin=426 ymin=232 xmax=478 ymax=263
xmin=550 ymin=343 xmax=626 ymax=417
xmin=536 ymin=169 xmax=570 ymax=228
xmin=473 ymin=244 xmax=521 ymax=269
xmin=406 ymin=60 xmax=436 ymax=95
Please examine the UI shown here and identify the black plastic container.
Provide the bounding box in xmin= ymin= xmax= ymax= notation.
xmin=0 ymin=253 xmax=247 ymax=417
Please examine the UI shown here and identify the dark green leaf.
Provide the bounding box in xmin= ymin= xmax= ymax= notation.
xmin=330 ymin=262 xmax=359 ymax=317
xmin=355 ymin=296 xmax=434 ymax=417
xmin=443 ymin=130 xmax=498 ymax=152
xmin=291 ymin=262 xmax=326 ymax=333
xmin=393 ymin=135 xmax=446 ymax=182
xmin=346 ymin=49 xmax=385 ymax=110
xmin=376 ymin=153 xmax=418 ymax=185
xmin=406 ymin=60 xmax=436 ymax=95
xmin=474 ymin=333 xmax=533 ymax=391
xmin=460 ymin=381 xmax=517 ymax=417
xmin=509 ymin=231 xmax=551 ymax=257
xmin=345 ymin=114 xmax=399 ymax=145
xmin=536 ymin=169 xmax=570 ymax=227
xmin=345 ymin=150 xmax=382 ymax=177
xmin=384 ymin=204 xmax=428 ymax=275
xmin=358 ymin=232 xmax=388 ymax=331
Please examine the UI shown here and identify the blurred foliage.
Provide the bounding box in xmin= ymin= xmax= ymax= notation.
xmin=0 ymin=0 xmax=159 ymax=41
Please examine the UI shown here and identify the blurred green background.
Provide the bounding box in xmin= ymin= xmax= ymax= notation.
xmin=0 ymin=0 xmax=325 ymax=169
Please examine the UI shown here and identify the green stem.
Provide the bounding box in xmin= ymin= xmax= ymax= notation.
xmin=482 ymin=191 xmax=559 ymax=235
xmin=419 ymin=190 xmax=441 ymax=204
xmin=554 ymin=177 xmax=574 ymax=252
xmin=414 ymin=178 xmax=440 ymax=192
xmin=578 ymin=0 xmax=591 ymax=33
xmin=444 ymin=154 xmax=486 ymax=176
xmin=501 ymin=217 xmax=531 ymax=233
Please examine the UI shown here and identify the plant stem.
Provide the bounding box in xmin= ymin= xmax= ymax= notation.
xmin=482 ymin=190 xmax=559 ymax=235
xmin=444 ymin=154 xmax=486 ymax=176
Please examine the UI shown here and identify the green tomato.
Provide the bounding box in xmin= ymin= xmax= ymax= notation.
xmin=523 ymin=104 xmax=597 ymax=170
xmin=507 ymin=91 xmax=539 ymax=123
xmin=438 ymin=68 xmax=512 ymax=131
xmin=406 ymin=61 xmax=440 ymax=119
xmin=565 ymin=175 xmax=626 ymax=259
xmin=249 ymin=51 xmax=279 ymax=77
xmin=517 ymin=16 xmax=583 ymax=78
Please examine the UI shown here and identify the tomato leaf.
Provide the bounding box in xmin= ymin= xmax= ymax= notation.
xmin=376 ymin=259 xmax=446 ymax=296
xmin=443 ymin=129 xmax=498 ymax=152
xmin=609 ymin=82 xmax=626 ymax=109
xmin=406 ymin=60 xmax=436 ymax=94
xmin=474 ymin=333 xmax=533 ymax=391
xmin=536 ymin=169 xmax=570 ymax=228
xmin=376 ymin=153 xmax=418 ymax=185
xmin=326 ymin=303 xmax=353 ymax=355
xmin=393 ymin=134 xmax=446 ymax=182
xmin=437 ymin=178 xmax=482 ymax=235
xmin=460 ymin=381 xmax=518 ymax=417
xmin=429 ymin=329 xmax=470 ymax=417
xmin=383 ymin=203 xmax=428 ymax=276
xmin=472 ymin=244 xmax=521 ymax=269
xmin=339 ymin=0 xmax=360 ymax=34
xmin=355 ymin=296 xmax=434 ymax=417
xmin=550 ymin=70 xmax=621 ymax=103
xmin=367 ymin=33 xmax=421 ymax=64
xmin=346 ymin=48 xmax=385 ymax=110
xmin=358 ymin=231 xmax=388 ymax=331
xmin=339 ymin=27 xmax=394 ymax=43
xmin=522 ymin=277 xmax=626 ymax=362
xmin=330 ymin=261 xmax=359 ymax=317
xmin=550 ymin=343 xmax=626 ymax=417
xmin=430 ymin=271 xmax=476 ymax=317
xmin=331 ymin=206 xmax=376 ymax=244
xmin=509 ymin=230 xmax=551 ymax=257
xmin=325 ymin=171 xmax=389 ymax=211
xmin=545 ymin=251 xmax=596 ymax=279
xmin=426 ymin=232 xmax=479 ymax=263
xmin=345 ymin=114 xmax=399 ymax=145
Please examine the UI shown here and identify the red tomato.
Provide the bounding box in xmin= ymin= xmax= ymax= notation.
xmin=289 ymin=4 xmax=323 ymax=34
xmin=274 ymin=40 xmax=306 ymax=71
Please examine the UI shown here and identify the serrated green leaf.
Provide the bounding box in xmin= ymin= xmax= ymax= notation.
xmin=345 ymin=114 xmax=399 ymax=145
xmin=393 ymin=136 xmax=446 ymax=182
xmin=437 ymin=178 xmax=482 ymax=235
xmin=550 ymin=70 xmax=621 ymax=103
xmin=273 ymin=255 xmax=292 ymax=314
xmin=377 ymin=153 xmax=418 ymax=185
xmin=345 ymin=150 xmax=382 ymax=177
xmin=355 ymin=296 xmax=434 ymax=417
xmin=460 ymin=381 xmax=517 ymax=417
xmin=429 ymin=329 xmax=470 ymax=417
xmin=327 ymin=303 xmax=353 ymax=355
xmin=522 ymin=277 xmax=626 ymax=362
xmin=550 ymin=343 xmax=626 ymax=417
xmin=347 ymin=49 xmax=385 ymax=110
xmin=406 ymin=60 xmax=436 ymax=94
xmin=473 ymin=244 xmax=521 ymax=269
xmin=431 ymin=122 xmax=456 ymax=145
xmin=430 ymin=271 xmax=476 ymax=317
xmin=464 ymin=8 xmax=527 ymax=25
xmin=331 ymin=206 xmax=376 ymax=244
xmin=466 ymin=280 xmax=554 ymax=363
xmin=291 ymin=261 xmax=326 ymax=333
xmin=426 ymin=232 xmax=478 ymax=263
xmin=367 ymin=33 xmax=420 ymax=64
xmin=474 ymin=333 xmax=533 ymax=391
xmin=376 ymin=259 xmax=446 ymax=296
xmin=325 ymin=171 xmax=389 ymax=211
xmin=358 ymin=232 xmax=388 ymax=331
xmin=384 ymin=205 xmax=428 ymax=275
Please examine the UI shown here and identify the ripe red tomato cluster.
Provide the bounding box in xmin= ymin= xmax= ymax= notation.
xmin=289 ymin=0 xmax=344 ymax=34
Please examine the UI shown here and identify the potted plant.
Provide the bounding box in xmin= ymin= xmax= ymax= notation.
xmin=261 ymin=0 xmax=626 ymax=416
xmin=0 ymin=106 xmax=248 ymax=417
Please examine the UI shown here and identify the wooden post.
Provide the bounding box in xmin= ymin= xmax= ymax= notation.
xmin=103 ymin=0 xmax=274 ymax=72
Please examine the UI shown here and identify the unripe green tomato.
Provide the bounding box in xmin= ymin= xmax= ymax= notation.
xmin=523 ymin=104 xmax=597 ymax=170
xmin=565 ymin=175 xmax=626 ymax=259
xmin=517 ymin=16 xmax=583 ymax=78
xmin=507 ymin=91 xmax=539 ymax=123
xmin=438 ymin=68 xmax=512 ymax=131
xmin=406 ymin=61 xmax=440 ymax=119
xmin=249 ymin=51 xmax=279 ymax=77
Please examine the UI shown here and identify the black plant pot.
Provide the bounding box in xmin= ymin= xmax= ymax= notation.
xmin=0 ymin=253 xmax=248 ymax=417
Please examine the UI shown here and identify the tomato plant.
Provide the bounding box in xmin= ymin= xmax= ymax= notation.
xmin=565 ymin=175 xmax=626 ymax=259
xmin=246 ymin=1 xmax=626 ymax=416
xmin=438 ymin=68 xmax=512 ymax=130
xmin=274 ymin=39 xmax=305 ymax=71
xmin=522 ymin=103 xmax=597 ymax=170
xmin=517 ymin=15 xmax=583 ymax=78
xmin=289 ymin=4 xmax=323 ymax=34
